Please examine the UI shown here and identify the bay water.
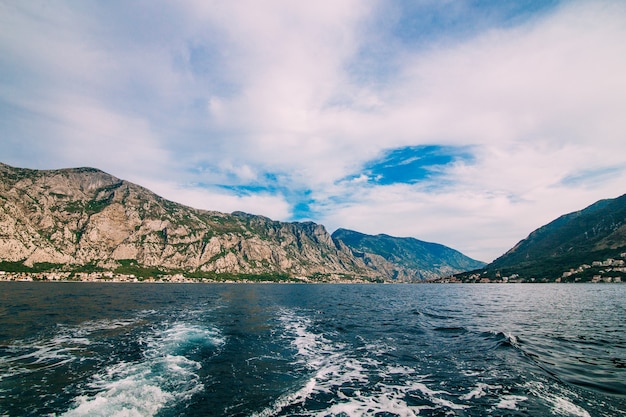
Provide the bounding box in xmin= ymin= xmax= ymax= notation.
xmin=0 ymin=283 xmax=624 ymax=416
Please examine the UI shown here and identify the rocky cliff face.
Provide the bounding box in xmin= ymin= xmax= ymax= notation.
xmin=0 ymin=163 xmax=488 ymax=281
xmin=0 ymin=163 xmax=377 ymax=280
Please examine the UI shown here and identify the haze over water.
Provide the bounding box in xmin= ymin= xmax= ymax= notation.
xmin=0 ymin=282 xmax=624 ymax=416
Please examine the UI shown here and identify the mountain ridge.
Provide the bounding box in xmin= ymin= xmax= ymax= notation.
xmin=0 ymin=162 xmax=480 ymax=282
xmin=332 ymin=228 xmax=485 ymax=280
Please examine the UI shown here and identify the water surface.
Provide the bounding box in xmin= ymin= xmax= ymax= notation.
xmin=0 ymin=283 xmax=624 ymax=416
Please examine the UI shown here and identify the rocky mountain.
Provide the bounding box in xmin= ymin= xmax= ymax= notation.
xmin=0 ymin=163 xmax=375 ymax=281
xmin=332 ymin=229 xmax=485 ymax=281
xmin=452 ymin=193 xmax=626 ymax=283
xmin=0 ymin=162 xmax=481 ymax=282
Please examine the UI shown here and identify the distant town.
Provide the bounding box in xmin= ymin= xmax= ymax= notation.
xmin=1 ymin=256 xmax=625 ymax=284
xmin=0 ymin=271 xmax=372 ymax=284
xmin=435 ymin=253 xmax=626 ymax=284
xmin=0 ymin=270 xmax=198 ymax=283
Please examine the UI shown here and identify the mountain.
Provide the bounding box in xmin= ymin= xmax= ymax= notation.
xmin=332 ymin=229 xmax=486 ymax=281
xmin=0 ymin=162 xmax=481 ymax=282
xmin=0 ymin=163 xmax=375 ymax=281
xmin=453 ymin=193 xmax=626 ymax=283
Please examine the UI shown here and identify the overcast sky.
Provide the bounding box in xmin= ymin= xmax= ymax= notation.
xmin=2 ymin=0 xmax=626 ymax=262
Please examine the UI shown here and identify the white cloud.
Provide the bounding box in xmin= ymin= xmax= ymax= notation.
xmin=313 ymin=0 xmax=626 ymax=260
xmin=2 ymin=0 xmax=626 ymax=262
xmin=175 ymin=0 xmax=380 ymax=181
xmin=141 ymin=180 xmax=292 ymax=221
xmin=1 ymin=90 xmax=171 ymax=183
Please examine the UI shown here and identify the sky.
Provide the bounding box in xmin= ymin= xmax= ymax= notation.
xmin=1 ymin=0 xmax=626 ymax=262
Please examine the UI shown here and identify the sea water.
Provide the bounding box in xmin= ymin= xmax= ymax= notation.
xmin=0 ymin=283 xmax=624 ymax=416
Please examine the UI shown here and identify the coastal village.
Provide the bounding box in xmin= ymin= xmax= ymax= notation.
xmin=2 ymin=253 xmax=625 ymax=284
xmin=0 ymin=270 xmax=199 ymax=283
xmin=0 ymin=270 xmax=368 ymax=284
xmin=434 ymin=253 xmax=626 ymax=284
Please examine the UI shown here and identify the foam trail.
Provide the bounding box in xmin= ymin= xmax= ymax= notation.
xmin=60 ymin=323 xmax=223 ymax=417
xmin=253 ymin=309 xmax=467 ymax=417
xmin=0 ymin=318 xmax=139 ymax=381
xmin=526 ymin=381 xmax=591 ymax=417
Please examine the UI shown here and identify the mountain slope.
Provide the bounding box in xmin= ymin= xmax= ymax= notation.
xmin=0 ymin=162 xmax=486 ymax=282
xmin=492 ymin=195 xmax=626 ymax=266
xmin=454 ymin=193 xmax=626 ymax=282
xmin=332 ymin=229 xmax=486 ymax=281
xmin=0 ymin=163 xmax=377 ymax=281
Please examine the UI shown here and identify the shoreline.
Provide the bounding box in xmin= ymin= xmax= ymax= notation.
xmin=1 ymin=274 xmax=622 ymax=284
xmin=0 ymin=271 xmax=380 ymax=284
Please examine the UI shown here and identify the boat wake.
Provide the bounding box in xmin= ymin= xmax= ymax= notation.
xmin=60 ymin=321 xmax=224 ymax=416
xmin=254 ymin=310 xmax=470 ymax=417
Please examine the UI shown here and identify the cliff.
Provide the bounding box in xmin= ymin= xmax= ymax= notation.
xmin=0 ymin=162 xmax=483 ymax=282
xmin=0 ymin=163 xmax=375 ymax=280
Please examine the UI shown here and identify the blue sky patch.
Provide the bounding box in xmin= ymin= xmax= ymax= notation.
xmin=388 ymin=0 xmax=560 ymax=46
xmin=218 ymin=177 xmax=316 ymax=220
xmin=355 ymin=145 xmax=474 ymax=186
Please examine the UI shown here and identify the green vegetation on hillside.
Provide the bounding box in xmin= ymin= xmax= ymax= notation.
xmin=451 ymin=193 xmax=626 ymax=283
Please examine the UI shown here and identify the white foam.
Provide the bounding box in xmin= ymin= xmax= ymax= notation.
xmin=323 ymin=390 xmax=423 ymax=417
xmin=278 ymin=312 xmax=337 ymax=366
xmin=460 ymin=382 xmax=502 ymax=400
xmin=505 ymin=332 xmax=520 ymax=347
xmin=254 ymin=310 xmax=469 ymax=417
xmin=0 ymin=317 xmax=141 ymax=382
xmin=59 ymin=317 xmax=141 ymax=341
xmin=60 ymin=322 xmax=223 ymax=417
xmin=159 ymin=323 xmax=225 ymax=355
xmin=384 ymin=365 xmax=417 ymax=376
xmin=61 ymin=372 xmax=174 ymax=417
xmin=551 ymin=396 xmax=591 ymax=417
xmin=526 ymin=381 xmax=591 ymax=417
xmin=496 ymin=395 xmax=528 ymax=410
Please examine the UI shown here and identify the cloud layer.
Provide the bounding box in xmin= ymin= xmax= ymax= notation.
xmin=1 ymin=0 xmax=626 ymax=261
